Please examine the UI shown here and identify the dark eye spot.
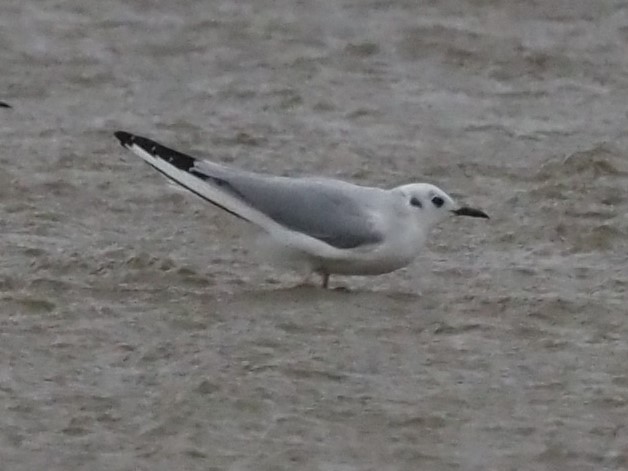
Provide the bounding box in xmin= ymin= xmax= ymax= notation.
xmin=431 ymin=196 xmax=445 ymax=208
xmin=410 ymin=197 xmax=422 ymax=208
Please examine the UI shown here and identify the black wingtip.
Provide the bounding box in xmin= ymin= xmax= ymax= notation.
xmin=0 ymin=101 xmax=12 ymax=109
xmin=113 ymin=131 xmax=198 ymax=173
xmin=114 ymin=131 xmax=134 ymax=147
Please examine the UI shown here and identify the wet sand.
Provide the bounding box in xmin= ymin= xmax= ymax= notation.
xmin=1 ymin=1 xmax=628 ymax=469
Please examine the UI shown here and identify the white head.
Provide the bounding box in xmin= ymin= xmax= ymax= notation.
xmin=396 ymin=183 xmax=489 ymax=230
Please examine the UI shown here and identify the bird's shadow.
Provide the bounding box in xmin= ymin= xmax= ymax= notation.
xmin=236 ymin=282 xmax=423 ymax=304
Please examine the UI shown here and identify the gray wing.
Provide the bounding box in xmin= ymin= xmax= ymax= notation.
xmin=114 ymin=131 xmax=383 ymax=249
xmin=194 ymin=162 xmax=384 ymax=249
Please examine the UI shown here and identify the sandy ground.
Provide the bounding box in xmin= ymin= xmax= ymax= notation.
xmin=2 ymin=1 xmax=628 ymax=469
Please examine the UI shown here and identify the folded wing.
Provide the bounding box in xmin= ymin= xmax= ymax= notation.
xmin=114 ymin=131 xmax=383 ymax=249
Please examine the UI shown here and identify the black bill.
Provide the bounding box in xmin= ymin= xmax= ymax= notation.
xmin=451 ymin=207 xmax=489 ymax=219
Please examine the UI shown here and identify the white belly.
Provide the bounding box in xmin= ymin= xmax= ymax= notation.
xmin=255 ymin=223 xmax=426 ymax=276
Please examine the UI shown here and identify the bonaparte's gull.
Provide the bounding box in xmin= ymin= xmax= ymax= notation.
xmin=114 ymin=131 xmax=488 ymax=288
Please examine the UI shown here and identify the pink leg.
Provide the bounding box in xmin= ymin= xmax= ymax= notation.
xmin=321 ymin=273 xmax=330 ymax=289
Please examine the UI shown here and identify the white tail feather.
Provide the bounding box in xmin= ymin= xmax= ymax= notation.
xmin=124 ymin=141 xmax=285 ymax=234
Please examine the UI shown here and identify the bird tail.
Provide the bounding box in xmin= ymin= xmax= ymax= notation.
xmin=113 ymin=131 xmax=279 ymax=230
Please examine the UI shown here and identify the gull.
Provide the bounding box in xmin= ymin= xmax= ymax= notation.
xmin=114 ymin=131 xmax=488 ymax=288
